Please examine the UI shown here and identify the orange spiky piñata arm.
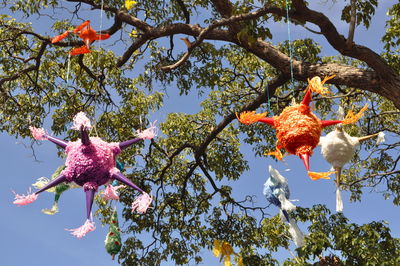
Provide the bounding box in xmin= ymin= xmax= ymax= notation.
xmin=236 ymin=111 xmax=268 ymax=125
xmin=74 ymin=20 xmax=90 ymax=33
xmin=342 ymin=103 xmax=368 ymax=125
xmin=51 ymin=31 xmax=70 ymax=43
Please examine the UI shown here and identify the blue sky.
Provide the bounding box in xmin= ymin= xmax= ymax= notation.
xmin=1 ymin=1 xmax=399 ymax=265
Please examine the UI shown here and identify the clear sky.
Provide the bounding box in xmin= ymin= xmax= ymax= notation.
xmin=1 ymin=1 xmax=399 ymax=266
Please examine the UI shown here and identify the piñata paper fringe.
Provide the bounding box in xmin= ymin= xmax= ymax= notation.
xmin=12 ymin=188 xmax=38 ymax=205
xmin=236 ymin=111 xmax=267 ymax=125
xmin=66 ymin=219 xmax=96 ymax=239
xmin=308 ymin=171 xmax=334 ymax=180
xmin=342 ymin=104 xmax=368 ymax=125
xmin=336 ymin=187 xmax=343 ymax=212
xmin=137 ymin=121 xmax=157 ymax=140
xmin=132 ymin=192 xmax=152 ymax=214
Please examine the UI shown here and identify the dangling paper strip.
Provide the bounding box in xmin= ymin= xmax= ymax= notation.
xmin=287 ymin=216 xmax=305 ymax=247
xmin=336 ymin=187 xmax=343 ymax=212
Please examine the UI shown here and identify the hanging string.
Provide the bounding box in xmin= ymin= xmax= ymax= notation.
xmin=66 ymin=53 xmax=71 ymax=83
xmin=285 ymin=0 xmax=295 ymax=96
xmin=92 ymin=0 xmax=105 ymax=137
xmin=265 ymin=81 xmax=272 ymax=114
xmin=97 ymin=0 xmax=105 ymax=72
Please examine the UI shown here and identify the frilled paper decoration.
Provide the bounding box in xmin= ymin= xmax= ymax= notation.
xmin=51 ymin=20 xmax=110 ymax=55
xmin=105 ymin=209 xmax=122 ymax=260
xmin=319 ymin=122 xmax=385 ymax=212
xmin=238 ymin=76 xmax=367 ymax=180
xmin=212 ymin=240 xmax=243 ymax=266
xmin=13 ymin=112 xmax=155 ymax=238
xmin=263 ymin=166 xmax=304 ymax=247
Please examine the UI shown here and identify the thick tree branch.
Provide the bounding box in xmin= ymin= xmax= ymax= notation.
xmin=289 ymin=0 xmax=400 ymax=108
xmin=160 ymin=4 xmax=282 ymax=71
xmin=43 ymin=0 xmax=400 ymax=109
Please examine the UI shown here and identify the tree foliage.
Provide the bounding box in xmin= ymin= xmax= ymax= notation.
xmin=1 ymin=0 xmax=399 ymax=265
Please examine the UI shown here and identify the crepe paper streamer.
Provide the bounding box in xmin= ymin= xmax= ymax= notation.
xmin=376 ymin=132 xmax=385 ymax=145
xmin=12 ymin=188 xmax=38 ymax=205
xmin=102 ymin=184 xmax=125 ymax=201
xmin=263 ymin=165 xmax=304 ymax=247
xmin=125 ymin=0 xmax=137 ymax=10
xmin=136 ymin=120 xmax=157 ymax=139
xmin=212 ymin=240 xmax=243 ymax=266
xmin=66 ymin=219 xmax=96 ymax=239
xmin=105 ymin=209 xmax=122 ymax=260
xmin=13 ymin=112 xmax=154 ymax=238
xmin=131 ymin=192 xmax=153 ymax=214
xmin=237 ymin=75 xmax=368 ymax=180
xmin=51 ymin=20 xmax=110 ymax=56
xmin=319 ymin=123 xmax=385 ymax=212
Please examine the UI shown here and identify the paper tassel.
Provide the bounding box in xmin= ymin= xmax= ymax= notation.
xmin=307 ymin=75 xmax=335 ymax=95
xmin=66 ymin=219 xmax=96 ymax=239
xmin=102 ymin=184 xmax=125 ymax=200
xmin=136 ymin=121 xmax=157 ymax=140
xmin=287 ymin=216 xmax=305 ymax=247
xmin=336 ymin=187 xmax=343 ymax=212
xmin=376 ymin=132 xmax=385 ymax=145
xmin=278 ymin=194 xmax=296 ymax=212
xmin=266 ymin=147 xmax=284 ymax=161
xmin=42 ymin=202 xmax=59 ymax=215
xmin=29 ymin=126 xmax=47 ymax=140
xmin=12 ymin=189 xmax=38 ymax=205
xmin=342 ymin=104 xmax=368 ymax=125
xmin=72 ymin=112 xmax=92 ymax=130
xmin=236 ymin=111 xmax=267 ymax=125
xmin=132 ymin=192 xmax=152 ymax=213
xmin=307 ymin=171 xmax=334 ymax=180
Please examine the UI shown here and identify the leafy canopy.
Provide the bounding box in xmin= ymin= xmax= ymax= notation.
xmin=1 ymin=0 xmax=399 ymax=264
